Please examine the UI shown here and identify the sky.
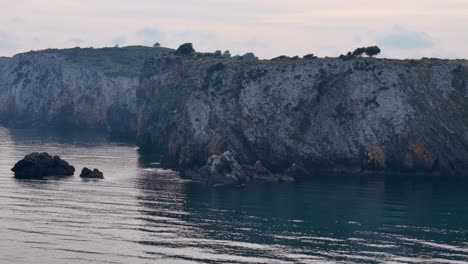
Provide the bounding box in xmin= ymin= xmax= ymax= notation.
xmin=0 ymin=0 xmax=467 ymax=59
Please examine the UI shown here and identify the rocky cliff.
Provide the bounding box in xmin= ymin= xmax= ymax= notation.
xmin=137 ymin=54 xmax=468 ymax=179
xmin=0 ymin=46 xmax=171 ymax=137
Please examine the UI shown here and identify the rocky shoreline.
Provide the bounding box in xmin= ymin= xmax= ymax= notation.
xmin=2 ymin=46 xmax=468 ymax=184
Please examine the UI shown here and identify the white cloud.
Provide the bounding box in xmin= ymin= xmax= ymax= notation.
xmin=377 ymin=25 xmax=436 ymax=50
xmin=0 ymin=32 xmax=17 ymax=49
xmin=136 ymin=28 xmax=166 ymax=46
xmin=67 ymin=38 xmax=84 ymax=46
xmin=0 ymin=0 xmax=466 ymax=58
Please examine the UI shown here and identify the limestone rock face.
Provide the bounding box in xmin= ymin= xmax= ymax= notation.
xmin=137 ymin=54 xmax=468 ymax=177
xmin=11 ymin=152 xmax=75 ymax=178
xmin=0 ymin=49 xmax=148 ymax=137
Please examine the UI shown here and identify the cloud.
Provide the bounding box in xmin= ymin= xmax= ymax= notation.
xmin=243 ymin=38 xmax=267 ymax=49
xmin=377 ymin=25 xmax=436 ymax=49
xmin=112 ymin=35 xmax=126 ymax=46
xmin=353 ymin=35 xmax=364 ymax=44
xmin=67 ymin=38 xmax=84 ymax=46
xmin=11 ymin=17 xmax=24 ymax=23
xmin=0 ymin=32 xmax=17 ymax=49
xmin=175 ymin=31 xmax=216 ymax=42
xmin=136 ymin=28 xmax=166 ymax=46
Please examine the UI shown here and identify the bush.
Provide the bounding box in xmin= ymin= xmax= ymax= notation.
xmin=352 ymin=47 xmax=367 ymax=57
xmin=223 ymin=50 xmax=231 ymax=58
xmin=339 ymin=52 xmax=354 ymax=61
xmin=352 ymin=46 xmax=381 ymax=57
xmin=272 ymin=55 xmax=290 ymax=61
xmin=241 ymin=52 xmax=258 ymax=61
xmin=303 ymin=54 xmax=317 ymax=59
xmin=176 ymin=43 xmax=195 ymax=55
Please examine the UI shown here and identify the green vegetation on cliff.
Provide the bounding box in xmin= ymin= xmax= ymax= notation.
xmin=21 ymin=45 xmax=173 ymax=77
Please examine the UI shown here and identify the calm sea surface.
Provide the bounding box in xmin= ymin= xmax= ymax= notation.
xmin=0 ymin=127 xmax=467 ymax=264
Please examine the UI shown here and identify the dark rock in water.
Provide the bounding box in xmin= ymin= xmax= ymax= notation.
xmin=80 ymin=167 xmax=104 ymax=179
xmin=11 ymin=152 xmax=75 ymax=179
xmin=189 ymin=151 xmax=247 ymax=185
xmin=186 ymin=152 xmax=295 ymax=185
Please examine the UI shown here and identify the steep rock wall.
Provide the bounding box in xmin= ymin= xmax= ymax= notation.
xmin=137 ymin=54 xmax=468 ymax=176
xmin=0 ymin=46 xmax=171 ymax=137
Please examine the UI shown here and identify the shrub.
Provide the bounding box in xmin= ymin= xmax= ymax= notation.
xmin=352 ymin=47 xmax=367 ymax=57
xmin=352 ymin=46 xmax=381 ymax=57
xmin=303 ymin=54 xmax=317 ymax=59
xmin=176 ymin=43 xmax=195 ymax=55
xmin=223 ymin=50 xmax=231 ymax=58
xmin=272 ymin=55 xmax=290 ymax=61
xmin=339 ymin=52 xmax=354 ymax=61
xmin=241 ymin=52 xmax=258 ymax=61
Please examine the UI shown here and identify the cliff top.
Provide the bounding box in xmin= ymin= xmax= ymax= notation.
xmin=15 ymin=45 xmax=173 ymax=77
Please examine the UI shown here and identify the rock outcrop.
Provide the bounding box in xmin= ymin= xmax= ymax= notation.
xmin=0 ymin=46 xmax=171 ymax=138
xmin=137 ymin=54 xmax=468 ymax=178
xmin=187 ymin=151 xmax=246 ymax=185
xmin=80 ymin=167 xmax=104 ymax=179
xmin=11 ymin=152 xmax=75 ymax=178
xmin=186 ymin=151 xmax=293 ymax=185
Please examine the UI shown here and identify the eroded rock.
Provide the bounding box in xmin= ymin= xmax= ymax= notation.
xmin=11 ymin=152 xmax=75 ymax=179
xmin=186 ymin=151 xmax=297 ymax=185
xmin=190 ymin=151 xmax=247 ymax=185
xmin=80 ymin=167 xmax=104 ymax=179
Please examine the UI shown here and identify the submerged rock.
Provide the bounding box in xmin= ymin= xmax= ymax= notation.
xmin=11 ymin=152 xmax=75 ymax=179
xmin=80 ymin=167 xmax=104 ymax=179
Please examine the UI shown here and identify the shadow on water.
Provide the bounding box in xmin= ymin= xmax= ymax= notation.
xmin=134 ymin=161 xmax=468 ymax=263
xmin=13 ymin=177 xmax=75 ymax=189
xmin=8 ymin=126 xmax=135 ymax=147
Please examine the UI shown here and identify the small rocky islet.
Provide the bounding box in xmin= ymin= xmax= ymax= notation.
xmin=11 ymin=152 xmax=104 ymax=179
xmin=80 ymin=167 xmax=104 ymax=179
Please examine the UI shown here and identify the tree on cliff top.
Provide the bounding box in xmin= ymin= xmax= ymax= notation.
xmin=352 ymin=46 xmax=381 ymax=57
xmin=176 ymin=43 xmax=195 ymax=55
xmin=364 ymin=46 xmax=381 ymax=57
xmin=352 ymin=47 xmax=367 ymax=57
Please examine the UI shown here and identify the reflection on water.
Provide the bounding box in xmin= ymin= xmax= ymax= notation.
xmin=0 ymin=126 xmax=467 ymax=264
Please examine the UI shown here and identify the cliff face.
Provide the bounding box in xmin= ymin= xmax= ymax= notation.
xmin=137 ymin=54 xmax=468 ymax=177
xmin=0 ymin=46 xmax=171 ymax=137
